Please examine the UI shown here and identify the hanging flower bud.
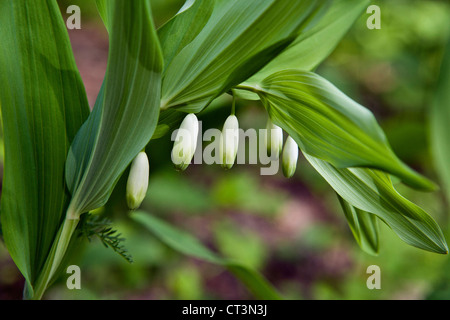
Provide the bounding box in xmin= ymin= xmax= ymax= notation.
xmin=126 ymin=152 xmax=149 ymax=210
xmin=265 ymin=119 xmax=283 ymax=159
xmin=220 ymin=115 xmax=239 ymax=169
xmin=171 ymin=113 xmax=199 ymax=171
xmin=282 ymin=136 xmax=299 ymax=178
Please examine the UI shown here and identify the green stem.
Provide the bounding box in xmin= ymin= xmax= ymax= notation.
xmin=235 ymin=83 xmax=260 ymax=93
xmin=30 ymin=214 xmax=79 ymax=300
xmin=231 ymin=94 xmax=236 ymax=116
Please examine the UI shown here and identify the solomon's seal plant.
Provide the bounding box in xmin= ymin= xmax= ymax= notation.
xmin=0 ymin=0 xmax=448 ymax=299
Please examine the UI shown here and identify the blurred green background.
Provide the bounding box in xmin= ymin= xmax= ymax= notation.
xmin=1 ymin=0 xmax=450 ymax=300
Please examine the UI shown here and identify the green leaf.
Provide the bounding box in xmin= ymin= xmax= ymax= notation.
xmin=131 ymin=211 xmax=282 ymax=300
xmin=160 ymin=0 xmax=331 ymax=112
xmin=249 ymin=0 xmax=369 ymax=82
xmin=430 ymin=37 xmax=450 ymax=203
xmin=304 ymin=153 xmax=448 ymax=254
xmin=235 ymin=0 xmax=368 ymax=100
xmin=250 ymin=70 xmax=436 ymax=191
xmin=337 ymin=195 xmax=379 ymax=256
xmin=95 ymin=0 xmax=110 ymax=28
xmin=65 ymin=0 xmax=163 ymax=217
xmin=157 ymin=0 xmax=215 ymax=70
xmin=0 ymin=0 xmax=90 ymax=290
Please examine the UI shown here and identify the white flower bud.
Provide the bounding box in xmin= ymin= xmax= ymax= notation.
xmin=126 ymin=152 xmax=149 ymax=210
xmin=265 ymin=119 xmax=283 ymax=159
xmin=171 ymin=113 xmax=199 ymax=171
xmin=282 ymin=136 xmax=299 ymax=178
xmin=219 ymin=115 xmax=239 ymax=169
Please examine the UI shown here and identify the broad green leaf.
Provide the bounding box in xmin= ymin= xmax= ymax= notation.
xmin=157 ymin=0 xmax=214 ymax=70
xmin=65 ymin=0 xmax=163 ymax=217
xmin=304 ymin=153 xmax=448 ymax=254
xmin=0 ymin=0 xmax=89 ymax=291
xmin=95 ymin=0 xmax=109 ymax=28
xmin=0 ymin=110 xmax=3 ymax=240
xmin=160 ymin=0 xmax=331 ymax=112
xmin=430 ymin=37 xmax=450 ymax=202
xmin=131 ymin=211 xmax=282 ymax=300
xmin=249 ymin=0 xmax=369 ymax=83
xmin=235 ymin=0 xmax=368 ymax=100
xmin=337 ymin=195 xmax=379 ymax=256
xmin=251 ymin=70 xmax=436 ymax=191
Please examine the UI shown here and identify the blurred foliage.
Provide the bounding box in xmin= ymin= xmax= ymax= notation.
xmin=1 ymin=0 xmax=450 ymax=300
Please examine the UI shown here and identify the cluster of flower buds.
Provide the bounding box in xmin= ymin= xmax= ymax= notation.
xmin=125 ymin=115 xmax=299 ymax=210
xmin=170 ymin=113 xmax=241 ymax=171
xmin=264 ymin=119 xmax=299 ymax=178
xmin=126 ymin=151 xmax=149 ymax=210
xmin=169 ymin=113 xmax=298 ymax=178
